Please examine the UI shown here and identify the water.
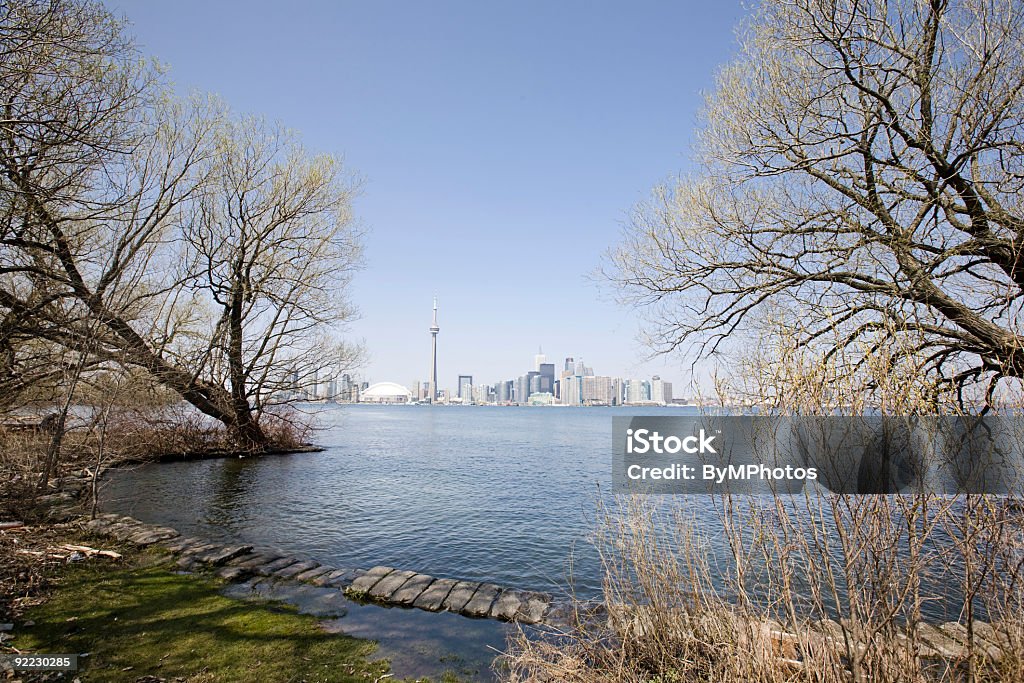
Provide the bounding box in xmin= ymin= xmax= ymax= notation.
xmin=102 ymin=405 xmax=699 ymax=597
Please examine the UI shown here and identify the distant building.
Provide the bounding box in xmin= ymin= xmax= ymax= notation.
xmin=581 ymin=376 xmax=616 ymax=405
xmin=652 ymin=376 xmax=673 ymax=405
xmin=472 ymin=384 xmax=491 ymax=404
xmin=626 ymin=379 xmax=652 ymax=404
xmin=539 ymin=363 xmax=555 ymax=394
xmin=458 ymin=375 xmax=473 ymax=400
xmin=360 ymin=382 xmax=413 ymax=403
xmin=495 ymin=380 xmax=512 ymax=403
xmin=528 ymin=392 xmax=554 ymax=406
xmin=534 ymin=347 xmax=547 ymax=372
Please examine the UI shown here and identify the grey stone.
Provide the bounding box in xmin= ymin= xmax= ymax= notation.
xmin=195 ymin=545 xmax=254 ymax=566
xmin=440 ymin=581 xmax=480 ymax=613
xmin=273 ymin=560 xmax=319 ymax=579
xmin=162 ymin=536 xmax=206 ymax=553
xmin=368 ymin=570 xmax=417 ymax=600
xmin=179 ymin=543 xmax=220 ymax=559
xmin=253 ymin=556 xmax=301 ymax=576
xmin=215 ymin=565 xmax=252 ymax=582
xmin=391 ymin=574 xmax=435 ymax=605
xmin=129 ymin=528 xmax=179 ymax=546
xmin=321 ymin=568 xmax=363 ymax=588
xmin=312 ymin=568 xmax=348 ymax=587
xmin=971 ymin=621 xmax=1011 ymax=649
xmin=541 ymin=600 xmax=576 ymax=627
xmin=294 ymin=565 xmax=335 ymax=583
xmin=515 ymin=592 xmax=552 ymax=624
xmin=462 ymin=583 xmax=502 ymax=617
xmin=939 ymin=622 xmax=1003 ymax=660
xmin=917 ymin=623 xmax=968 ymax=659
xmin=230 ymin=553 xmax=281 ymax=569
xmin=413 ymin=578 xmax=457 ymax=611
xmin=347 ymin=566 xmax=394 ymax=594
xmin=488 ymin=590 xmax=524 ymax=621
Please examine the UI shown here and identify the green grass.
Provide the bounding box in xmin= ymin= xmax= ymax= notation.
xmin=13 ymin=550 xmax=399 ymax=682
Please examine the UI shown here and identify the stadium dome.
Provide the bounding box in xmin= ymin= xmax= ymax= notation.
xmin=360 ymin=381 xmax=413 ymax=403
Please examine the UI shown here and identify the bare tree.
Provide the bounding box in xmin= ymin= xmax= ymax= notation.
xmin=175 ymin=117 xmax=363 ymax=448
xmin=0 ymin=1 xmax=363 ymax=450
xmin=607 ymin=0 xmax=1024 ymax=408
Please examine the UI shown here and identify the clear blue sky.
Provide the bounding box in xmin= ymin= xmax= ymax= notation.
xmin=107 ymin=0 xmax=749 ymax=394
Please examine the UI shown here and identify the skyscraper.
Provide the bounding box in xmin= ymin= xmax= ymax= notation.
xmin=534 ymin=346 xmax=547 ymax=372
xmin=458 ymin=375 xmax=473 ymax=400
xmin=429 ymin=297 xmax=440 ymax=403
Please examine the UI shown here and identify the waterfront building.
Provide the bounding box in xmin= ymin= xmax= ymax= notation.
xmin=581 ymin=376 xmax=616 ymax=405
xmin=458 ymin=375 xmax=473 ymax=400
xmin=528 ymin=392 xmax=554 ymax=406
xmin=652 ymin=376 xmax=674 ymax=405
xmin=625 ymin=379 xmax=653 ymax=404
xmin=472 ymin=384 xmax=491 ymax=404
xmin=360 ymin=382 xmax=414 ymax=404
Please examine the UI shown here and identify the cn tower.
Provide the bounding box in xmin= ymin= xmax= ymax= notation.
xmin=429 ymin=297 xmax=440 ymax=403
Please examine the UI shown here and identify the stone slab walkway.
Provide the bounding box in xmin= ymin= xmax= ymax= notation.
xmin=83 ymin=513 xmax=560 ymax=626
xmin=81 ymin=511 xmax=1019 ymax=662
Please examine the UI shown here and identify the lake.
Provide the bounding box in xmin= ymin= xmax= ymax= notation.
xmin=102 ymin=405 xmax=702 ymax=599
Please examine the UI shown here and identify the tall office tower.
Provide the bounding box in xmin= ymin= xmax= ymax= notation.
xmin=429 ymin=297 xmax=440 ymax=403
xmin=495 ymin=380 xmax=512 ymax=403
xmin=458 ymin=375 xmax=473 ymax=400
xmin=564 ymin=357 xmax=574 ymax=373
xmin=539 ymin=363 xmax=555 ymax=394
xmin=534 ymin=347 xmax=547 ymax=372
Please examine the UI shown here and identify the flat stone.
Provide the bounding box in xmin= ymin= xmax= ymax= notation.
xmin=253 ymin=556 xmax=302 ymax=576
xmin=108 ymin=523 xmax=146 ymax=540
xmin=462 ymin=583 xmax=502 ymax=618
xmin=391 ymin=574 xmax=435 ymax=605
xmin=413 ymin=578 xmax=457 ymax=611
xmin=273 ymin=560 xmax=319 ymax=579
xmin=215 ymin=565 xmax=252 ymax=582
xmin=294 ymin=565 xmax=335 ymax=583
xmin=321 ymin=568 xmax=363 ymax=588
xmin=939 ymin=622 xmax=1003 ymax=660
xmin=348 ymin=566 xmax=394 ymax=594
xmin=918 ymin=623 xmax=969 ymax=659
xmin=489 ymin=590 xmax=524 ymax=621
xmin=162 ymin=536 xmax=207 ymax=553
xmin=542 ymin=600 xmax=576 ymax=627
xmin=129 ymin=528 xmax=179 ymax=546
xmin=175 ymin=555 xmax=201 ymax=570
xmin=441 ymin=581 xmax=480 ymax=613
xmin=179 ymin=543 xmax=220 ymax=559
xmin=368 ymin=570 xmax=417 ymax=600
xmin=230 ymin=552 xmax=282 ymax=569
xmin=196 ymin=545 xmax=254 ymax=566
xmin=515 ymin=592 xmax=551 ymax=624
xmin=971 ymin=621 xmax=1011 ymax=649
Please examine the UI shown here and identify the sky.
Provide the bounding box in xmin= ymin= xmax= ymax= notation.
xmin=106 ymin=0 xmax=749 ymax=395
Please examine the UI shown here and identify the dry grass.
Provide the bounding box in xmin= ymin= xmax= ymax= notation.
xmin=503 ymin=493 xmax=1024 ymax=682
